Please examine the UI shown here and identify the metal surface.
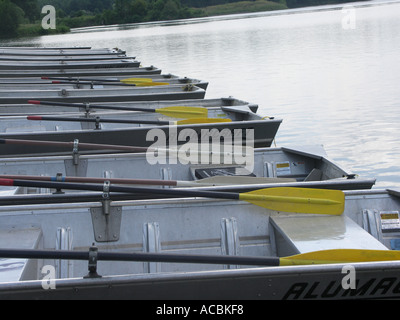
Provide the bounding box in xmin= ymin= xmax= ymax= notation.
xmin=0 ymin=75 xmax=208 ymax=90
xmin=90 ymin=205 xmax=122 ymax=242
xmin=0 ymin=59 xmax=140 ymax=70
xmin=0 ymin=66 xmax=162 ymax=78
xmin=0 ymin=48 xmax=125 ymax=56
xmin=0 ymin=146 xmax=373 ymax=194
xmin=0 ymin=84 xmax=206 ymax=104
xmin=2 ymin=261 xmax=400 ymax=300
xmin=0 ymin=190 xmax=398 ymax=299
xmin=0 ymin=106 xmax=279 ymax=155
xmin=0 ymin=97 xmax=253 ymax=116
xmin=0 ymin=45 xmax=389 ymax=300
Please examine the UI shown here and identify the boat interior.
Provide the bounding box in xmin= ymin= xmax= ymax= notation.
xmin=0 ymin=188 xmax=398 ymax=284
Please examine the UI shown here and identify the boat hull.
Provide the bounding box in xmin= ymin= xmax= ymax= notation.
xmin=1 ymin=261 xmax=399 ymax=300
xmin=0 ymin=145 xmax=374 ymax=193
xmin=0 ymin=85 xmax=206 ymax=104
xmin=0 ymin=118 xmax=282 ymax=154
xmin=0 ymin=97 xmax=239 ymax=116
xmin=0 ymin=189 xmax=397 ymax=300
xmin=0 ymin=75 xmax=209 ymax=91
xmin=0 ymin=59 xmax=140 ymax=70
xmin=0 ymin=66 xmax=162 ymax=78
xmin=0 ymin=48 xmax=125 ymax=56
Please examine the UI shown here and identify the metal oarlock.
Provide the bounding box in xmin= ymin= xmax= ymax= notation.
xmin=84 ymin=245 xmax=102 ymax=279
xmin=52 ymin=173 xmax=65 ymax=194
xmin=102 ymin=180 xmax=111 ymax=215
xmin=84 ymin=102 xmax=91 ymax=117
xmin=90 ymin=180 xmax=122 ymax=242
xmin=95 ymin=117 xmax=101 ymax=130
xmin=72 ymin=138 xmax=80 ymax=165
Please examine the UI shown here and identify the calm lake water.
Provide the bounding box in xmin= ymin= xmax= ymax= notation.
xmin=1 ymin=0 xmax=400 ymax=188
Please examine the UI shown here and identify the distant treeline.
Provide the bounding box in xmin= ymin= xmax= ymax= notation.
xmin=37 ymin=0 xmax=114 ymax=15
xmin=103 ymin=0 xmax=194 ymax=24
xmin=186 ymin=0 xmax=272 ymax=7
xmin=0 ymin=0 xmax=366 ymax=38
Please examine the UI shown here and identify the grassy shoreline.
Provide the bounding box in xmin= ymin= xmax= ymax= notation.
xmin=16 ymin=23 xmax=70 ymax=38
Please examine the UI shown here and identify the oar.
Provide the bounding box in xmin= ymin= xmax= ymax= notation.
xmin=0 ymin=179 xmax=345 ymax=215
xmin=28 ymin=100 xmax=209 ymax=119
xmin=41 ymin=76 xmax=154 ymax=84
xmin=0 ymin=248 xmax=397 ymax=266
xmin=27 ymin=115 xmax=231 ymax=126
xmin=0 ymin=174 xmax=294 ymax=187
xmin=0 ymin=138 xmax=245 ymax=158
xmin=0 ymin=174 xmax=219 ymax=187
xmin=51 ymin=80 xmax=170 ymax=87
xmin=0 ymin=138 xmax=149 ymax=153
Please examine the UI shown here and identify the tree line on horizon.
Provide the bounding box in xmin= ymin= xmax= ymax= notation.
xmin=0 ymin=0 xmax=365 ymax=38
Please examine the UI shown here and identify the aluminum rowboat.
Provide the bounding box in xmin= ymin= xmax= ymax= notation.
xmin=0 ymin=84 xmax=205 ymax=104
xmin=0 ymin=66 xmax=162 ymax=78
xmin=0 ymin=55 xmax=131 ymax=62
xmin=0 ymin=47 xmax=125 ymax=56
xmin=0 ymin=97 xmax=247 ymax=116
xmin=0 ymin=145 xmax=375 ymax=196
xmin=0 ymin=188 xmax=397 ymax=299
xmin=0 ymin=58 xmax=140 ymax=70
xmin=0 ymin=104 xmax=281 ymax=155
xmin=0 ymin=75 xmax=209 ymax=90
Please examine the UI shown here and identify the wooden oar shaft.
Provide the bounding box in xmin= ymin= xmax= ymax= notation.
xmin=0 ymin=138 xmax=237 ymax=157
xmin=41 ymin=76 xmax=152 ymax=83
xmin=0 ymin=174 xmax=179 ymax=187
xmin=0 ymin=138 xmax=148 ymax=152
xmin=0 ymin=178 xmax=240 ymax=201
xmin=43 ymin=76 xmax=121 ymax=82
xmin=51 ymin=80 xmax=169 ymax=86
xmin=28 ymin=100 xmax=157 ymax=113
xmin=52 ymin=80 xmax=139 ymax=87
xmin=27 ymin=115 xmax=225 ymax=125
xmin=27 ymin=115 xmax=170 ymax=125
xmin=28 ymin=100 xmax=207 ymax=117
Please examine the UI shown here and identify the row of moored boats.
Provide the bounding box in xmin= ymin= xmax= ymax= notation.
xmin=0 ymin=46 xmax=399 ymax=300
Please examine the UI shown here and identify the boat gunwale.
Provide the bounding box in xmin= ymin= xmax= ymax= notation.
xmin=0 ymin=252 xmax=400 ymax=296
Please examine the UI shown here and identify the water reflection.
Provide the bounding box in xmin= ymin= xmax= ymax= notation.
xmin=1 ymin=1 xmax=400 ymax=188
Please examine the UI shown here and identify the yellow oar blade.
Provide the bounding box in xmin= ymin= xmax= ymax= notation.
xmin=155 ymin=106 xmax=208 ymax=119
xmin=280 ymin=249 xmax=400 ymax=266
xmin=120 ymin=78 xmax=153 ymax=83
xmin=176 ymin=118 xmax=232 ymax=125
xmin=127 ymin=81 xmax=170 ymax=86
xmin=239 ymin=187 xmax=345 ymax=215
